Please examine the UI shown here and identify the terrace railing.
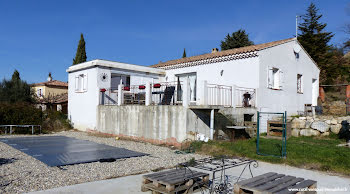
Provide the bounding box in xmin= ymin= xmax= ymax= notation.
xmin=206 ymin=84 xmax=232 ymax=107
xmin=151 ymin=81 xmax=183 ymax=105
xmin=99 ymin=81 xmax=256 ymax=108
xmin=99 ymin=82 xmax=183 ymax=106
xmin=234 ymin=86 xmax=256 ymax=108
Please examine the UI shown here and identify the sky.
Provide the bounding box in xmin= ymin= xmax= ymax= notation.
xmin=0 ymin=0 xmax=349 ymax=83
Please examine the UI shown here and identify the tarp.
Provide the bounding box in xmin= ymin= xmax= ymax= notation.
xmin=0 ymin=136 xmax=148 ymax=166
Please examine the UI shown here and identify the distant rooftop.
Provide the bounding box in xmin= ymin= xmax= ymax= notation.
xmin=31 ymin=80 xmax=68 ymax=88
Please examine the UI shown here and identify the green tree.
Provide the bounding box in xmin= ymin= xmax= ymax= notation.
xmin=182 ymin=48 xmax=187 ymax=58
xmin=298 ymin=3 xmax=334 ymax=83
xmin=72 ymin=33 xmax=87 ymax=65
xmin=220 ymin=29 xmax=254 ymax=50
xmin=0 ymin=70 xmax=34 ymax=103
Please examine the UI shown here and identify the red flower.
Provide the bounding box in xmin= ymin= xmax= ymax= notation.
xmin=153 ymin=83 xmax=161 ymax=88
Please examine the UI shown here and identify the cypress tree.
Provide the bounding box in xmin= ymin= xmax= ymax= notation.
xmin=220 ymin=29 xmax=254 ymax=50
xmin=72 ymin=33 xmax=87 ymax=65
xmin=298 ymin=3 xmax=333 ymax=83
xmin=182 ymin=48 xmax=187 ymax=58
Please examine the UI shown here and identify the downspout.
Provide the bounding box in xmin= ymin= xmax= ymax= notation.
xmin=210 ymin=109 xmax=214 ymax=140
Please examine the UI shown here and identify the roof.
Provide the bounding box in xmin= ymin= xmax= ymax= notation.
xmin=32 ymin=80 xmax=68 ymax=88
xmin=151 ymin=38 xmax=296 ymax=69
xmin=66 ymin=59 xmax=166 ymax=75
xmin=38 ymin=93 xmax=68 ymax=104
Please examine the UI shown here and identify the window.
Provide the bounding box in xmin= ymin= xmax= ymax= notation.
xmin=110 ymin=74 xmax=130 ymax=89
xmin=75 ymin=73 xmax=88 ymax=92
xmin=297 ymin=74 xmax=303 ymax=93
xmin=36 ymin=89 xmax=42 ymax=97
xmin=268 ymin=67 xmax=283 ymax=90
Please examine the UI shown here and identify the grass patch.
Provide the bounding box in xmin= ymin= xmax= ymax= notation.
xmin=191 ymin=136 xmax=350 ymax=175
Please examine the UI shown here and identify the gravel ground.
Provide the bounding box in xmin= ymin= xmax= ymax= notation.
xmin=0 ymin=131 xmax=204 ymax=194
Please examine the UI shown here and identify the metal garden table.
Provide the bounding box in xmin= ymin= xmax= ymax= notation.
xmin=178 ymin=157 xmax=258 ymax=193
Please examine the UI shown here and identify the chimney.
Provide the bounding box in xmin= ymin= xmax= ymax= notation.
xmin=211 ymin=48 xmax=219 ymax=53
xmin=47 ymin=72 xmax=52 ymax=81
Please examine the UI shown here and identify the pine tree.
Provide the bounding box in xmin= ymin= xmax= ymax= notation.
xmin=72 ymin=33 xmax=87 ymax=65
xmin=298 ymin=3 xmax=333 ymax=83
xmin=220 ymin=29 xmax=254 ymax=50
xmin=182 ymin=48 xmax=187 ymax=58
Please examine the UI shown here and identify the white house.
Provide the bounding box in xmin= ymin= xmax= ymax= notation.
xmin=67 ymin=38 xmax=319 ymax=142
xmin=67 ymin=60 xmax=165 ymax=131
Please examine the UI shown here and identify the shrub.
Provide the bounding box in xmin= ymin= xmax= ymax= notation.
xmin=0 ymin=102 xmax=42 ymax=125
xmin=41 ymin=110 xmax=72 ymax=133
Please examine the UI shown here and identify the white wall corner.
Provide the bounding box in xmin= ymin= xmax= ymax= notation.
xmin=197 ymin=80 xmax=208 ymax=106
xmin=117 ymin=84 xmax=124 ymax=106
xmin=145 ymin=81 xmax=151 ymax=106
xmin=182 ymin=77 xmax=190 ymax=107
xmin=255 ymin=87 xmax=259 ymax=108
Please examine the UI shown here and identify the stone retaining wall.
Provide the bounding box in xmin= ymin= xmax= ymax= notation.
xmin=291 ymin=115 xmax=350 ymax=137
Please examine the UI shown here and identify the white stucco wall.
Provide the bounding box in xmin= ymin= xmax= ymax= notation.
xmin=68 ymin=62 xmax=164 ymax=131
xmin=257 ymin=40 xmax=320 ymax=115
xmin=68 ymin=67 xmax=99 ymax=131
xmin=163 ymin=57 xmax=260 ymax=103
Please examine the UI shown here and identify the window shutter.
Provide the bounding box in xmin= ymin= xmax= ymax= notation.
xmin=83 ymin=73 xmax=88 ymax=92
xmin=279 ymin=70 xmax=284 ymax=90
xmin=75 ymin=75 xmax=79 ymax=92
xmin=267 ymin=67 xmax=273 ymax=89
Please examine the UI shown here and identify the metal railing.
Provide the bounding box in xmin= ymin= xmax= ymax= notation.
xmin=151 ymin=81 xmax=183 ymax=105
xmin=0 ymin=125 xmax=42 ymax=135
xmin=207 ymin=84 xmax=232 ymax=107
xmin=99 ymin=82 xmax=183 ymax=106
xmin=235 ymin=87 xmax=256 ymax=108
xmin=99 ymin=87 xmax=118 ymax=105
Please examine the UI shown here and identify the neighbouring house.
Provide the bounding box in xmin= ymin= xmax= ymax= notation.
xmin=31 ymin=74 xmax=68 ymax=113
xmin=67 ymin=38 xmax=320 ymax=146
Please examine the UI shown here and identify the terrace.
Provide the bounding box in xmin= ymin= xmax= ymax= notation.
xmin=99 ymin=79 xmax=257 ymax=109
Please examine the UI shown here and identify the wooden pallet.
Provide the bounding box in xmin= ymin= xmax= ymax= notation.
xmin=234 ymin=172 xmax=317 ymax=194
xmin=267 ymin=121 xmax=291 ymax=139
xmin=141 ymin=168 xmax=209 ymax=194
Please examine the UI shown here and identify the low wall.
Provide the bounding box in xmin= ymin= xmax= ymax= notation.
xmin=96 ymin=105 xmax=210 ymax=146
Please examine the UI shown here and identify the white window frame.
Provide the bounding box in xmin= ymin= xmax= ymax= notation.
xmin=268 ymin=67 xmax=283 ymax=90
xmin=75 ymin=73 xmax=88 ymax=93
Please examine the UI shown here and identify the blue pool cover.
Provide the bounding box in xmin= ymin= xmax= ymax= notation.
xmin=0 ymin=136 xmax=148 ymax=166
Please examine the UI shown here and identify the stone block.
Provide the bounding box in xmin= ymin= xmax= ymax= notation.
xmin=291 ymin=129 xmax=300 ymax=137
xmin=330 ymin=124 xmax=342 ymax=134
xmin=291 ymin=118 xmax=306 ymax=129
xmin=300 ymin=129 xmax=321 ymax=136
xmin=311 ymin=121 xmax=330 ymax=133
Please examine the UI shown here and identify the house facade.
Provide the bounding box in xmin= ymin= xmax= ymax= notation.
xmin=67 ymin=38 xmax=320 ymax=144
xmin=152 ymin=38 xmax=319 ymax=113
xmin=66 ymin=60 xmax=165 ymax=131
xmin=31 ymin=77 xmax=68 ymax=113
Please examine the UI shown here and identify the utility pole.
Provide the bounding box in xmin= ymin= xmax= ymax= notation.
xmin=296 ymin=15 xmax=298 ymax=39
xmin=296 ymin=15 xmax=301 ymax=39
